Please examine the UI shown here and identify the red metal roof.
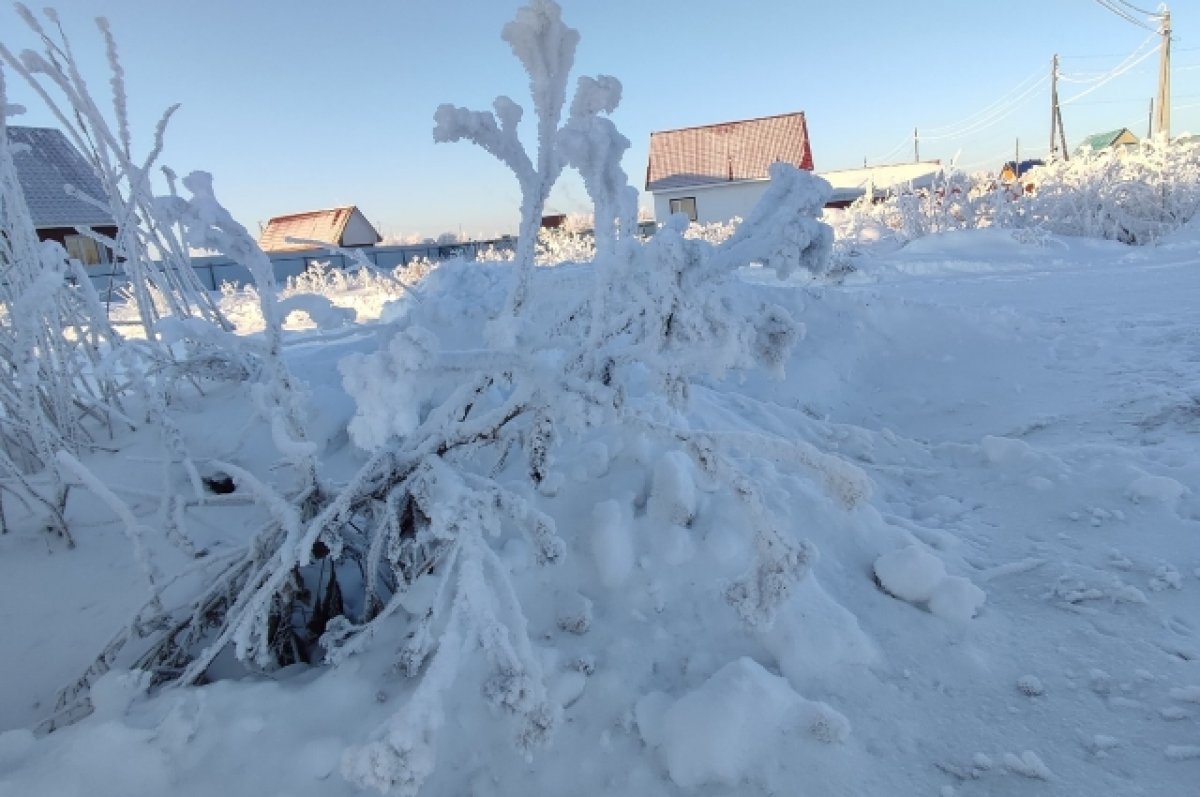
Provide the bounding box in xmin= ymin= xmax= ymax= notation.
xmin=645 ymin=112 xmax=814 ymax=192
xmin=257 ymin=205 xmax=378 ymax=253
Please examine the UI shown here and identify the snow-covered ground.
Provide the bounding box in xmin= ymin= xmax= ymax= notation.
xmin=2 ymin=225 xmax=1197 ymax=796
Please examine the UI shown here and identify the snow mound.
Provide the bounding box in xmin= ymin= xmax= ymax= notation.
xmin=1126 ymin=474 xmax=1187 ymax=504
xmin=642 ymin=657 xmax=849 ymax=789
xmin=874 ymin=545 xmax=985 ymax=621
xmin=874 ymin=544 xmax=946 ymax=603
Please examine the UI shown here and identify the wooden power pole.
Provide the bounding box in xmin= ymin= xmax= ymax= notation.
xmin=1154 ymin=7 xmax=1171 ymax=138
xmin=1049 ymin=54 xmax=1068 ymax=161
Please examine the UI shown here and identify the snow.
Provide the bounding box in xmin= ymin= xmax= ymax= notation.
xmin=5 ymin=223 xmax=1199 ymax=796
xmin=4 ymin=3 xmax=1200 ymax=796
xmin=647 ymin=657 xmax=848 ymax=789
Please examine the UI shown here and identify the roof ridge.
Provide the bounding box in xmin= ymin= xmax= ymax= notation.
xmin=649 ymin=111 xmax=805 ymax=137
xmin=265 ymin=205 xmax=357 ymax=223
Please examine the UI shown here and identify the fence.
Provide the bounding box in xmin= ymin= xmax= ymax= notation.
xmin=84 ymin=236 xmax=520 ymax=299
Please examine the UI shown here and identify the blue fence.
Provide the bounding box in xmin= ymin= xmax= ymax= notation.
xmin=85 ymin=237 xmax=519 ymax=298
xmin=83 ymin=222 xmax=659 ymax=299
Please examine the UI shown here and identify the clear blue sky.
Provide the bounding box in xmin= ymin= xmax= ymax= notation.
xmin=3 ymin=0 xmax=1197 ymax=241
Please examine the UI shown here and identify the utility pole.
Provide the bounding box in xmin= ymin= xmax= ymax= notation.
xmin=1154 ymin=6 xmax=1171 ymax=138
xmin=1148 ymin=97 xmax=1154 ymax=138
xmin=913 ymin=127 xmax=920 ymax=163
xmin=1049 ymin=54 xmax=1068 ymax=161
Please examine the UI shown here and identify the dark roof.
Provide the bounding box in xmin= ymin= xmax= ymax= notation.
xmin=1001 ymin=159 xmax=1044 ymax=178
xmin=645 ymin=112 xmax=814 ymax=192
xmin=7 ymin=126 xmax=114 ymax=228
xmin=257 ymin=206 xmax=380 ymax=253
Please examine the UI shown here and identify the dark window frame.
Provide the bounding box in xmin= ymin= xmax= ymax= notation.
xmin=669 ymin=196 xmax=697 ymax=222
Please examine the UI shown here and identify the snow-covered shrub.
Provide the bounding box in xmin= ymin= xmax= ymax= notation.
xmin=42 ymin=5 xmax=845 ymax=795
xmin=834 ymin=137 xmax=1200 ymax=250
xmin=685 ymin=216 xmax=741 ymax=244
xmin=1023 ymin=138 xmax=1200 ymax=244
xmin=0 ymin=74 xmax=121 ymax=540
xmin=0 ymin=11 xmax=334 ymax=731
xmin=58 ymin=0 xmax=844 ymax=792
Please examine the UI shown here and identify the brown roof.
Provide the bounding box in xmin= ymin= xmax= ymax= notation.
xmin=645 ymin=112 xmax=814 ymax=192
xmin=257 ymin=205 xmax=379 ymax=253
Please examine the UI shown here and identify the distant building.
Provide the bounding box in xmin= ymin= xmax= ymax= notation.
xmin=7 ymin=125 xmax=116 ymax=266
xmin=819 ymin=161 xmax=944 ymax=209
xmin=645 ymin=112 xmax=814 ymax=224
xmin=1076 ymin=127 xmax=1139 ymax=154
xmin=257 ymin=205 xmax=381 ymax=253
xmin=999 ymin=159 xmax=1044 ymax=184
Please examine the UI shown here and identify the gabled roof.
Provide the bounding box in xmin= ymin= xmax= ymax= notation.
xmin=257 ymin=205 xmax=381 ymax=253
xmin=645 ymin=112 xmax=814 ymax=192
xmin=6 ymin=126 xmax=114 ymax=229
xmin=1000 ymin=159 xmax=1044 ymax=179
xmin=1077 ymin=127 xmax=1138 ymax=152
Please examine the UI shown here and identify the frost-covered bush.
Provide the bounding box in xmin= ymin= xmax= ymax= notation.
xmin=25 ymin=4 xmax=851 ymax=795
xmin=0 ymin=73 xmax=122 ymax=540
xmin=1024 ymin=138 xmax=1200 ymax=244
xmin=834 ymin=137 xmax=1200 ymax=250
xmin=0 ymin=9 xmax=332 ymax=731
xmin=60 ymin=2 xmax=841 ymax=795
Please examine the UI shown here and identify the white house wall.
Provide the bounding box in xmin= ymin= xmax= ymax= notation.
xmin=341 ymin=210 xmax=380 ymax=247
xmin=652 ymin=180 xmax=771 ymax=225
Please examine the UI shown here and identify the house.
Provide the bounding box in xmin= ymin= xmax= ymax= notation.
xmin=1076 ymin=127 xmax=1139 ymax=154
xmin=645 ymin=112 xmax=814 ymax=224
xmin=999 ymin=159 xmax=1044 ymax=184
xmin=820 ymin=161 xmax=944 ymax=209
xmin=257 ymin=205 xmax=381 ymax=253
xmin=7 ymin=125 xmax=116 ymax=266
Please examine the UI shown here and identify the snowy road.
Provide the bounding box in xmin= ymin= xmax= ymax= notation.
xmin=801 ymin=234 xmax=1200 ymax=795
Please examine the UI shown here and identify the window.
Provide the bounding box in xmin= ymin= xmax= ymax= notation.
xmin=669 ymin=196 xmax=697 ymax=222
xmin=64 ymin=234 xmax=103 ymax=266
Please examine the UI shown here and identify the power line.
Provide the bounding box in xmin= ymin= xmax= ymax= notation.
xmin=1092 ymin=0 xmax=1159 ymax=32
xmin=1059 ymin=34 xmax=1155 ymax=83
xmin=1062 ymin=43 xmax=1159 ymax=105
xmin=923 ymin=67 xmax=1046 ymax=134
xmin=922 ymin=76 xmax=1049 ymax=142
xmin=1114 ymin=0 xmax=1159 ymax=17
xmin=869 ymin=134 xmax=913 ymax=164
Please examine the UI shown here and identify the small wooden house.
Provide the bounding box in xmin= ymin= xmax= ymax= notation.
xmin=7 ymin=125 xmax=116 ymax=266
xmin=257 ymin=206 xmax=381 ymax=253
xmin=999 ymin=159 xmax=1044 ymax=184
xmin=1076 ymin=128 xmax=1139 ymax=154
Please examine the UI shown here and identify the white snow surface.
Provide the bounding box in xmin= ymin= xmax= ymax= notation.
xmin=3 ymin=228 xmax=1200 ymax=796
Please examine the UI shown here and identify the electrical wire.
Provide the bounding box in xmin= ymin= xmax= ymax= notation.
xmin=1114 ymin=0 xmax=1160 ymax=17
xmin=868 ymin=135 xmax=913 ymax=164
xmin=922 ymin=75 xmax=1049 ymax=142
xmin=923 ymin=67 xmax=1045 ymax=135
xmin=1061 ymin=44 xmax=1159 ymax=105
xmin=1059 ymin=33 xmax=1156 ymax=83
xmin=1092 ymin=0 xmax=1159 ymax=32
